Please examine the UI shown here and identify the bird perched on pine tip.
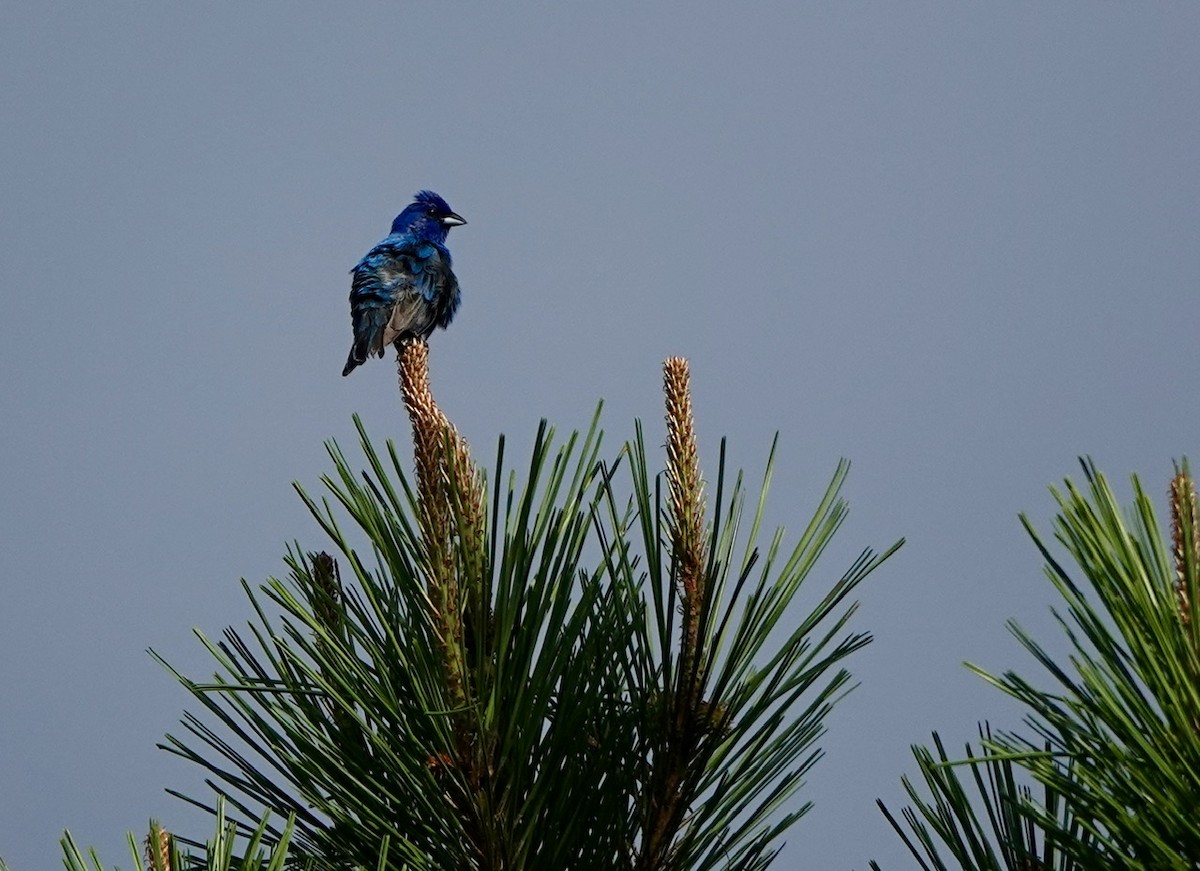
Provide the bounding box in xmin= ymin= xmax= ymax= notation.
xmin=342 ymin=190 xmax=466 ymax=376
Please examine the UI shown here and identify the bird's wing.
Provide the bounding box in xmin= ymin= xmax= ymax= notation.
xmin=346 ymin=238 xmax=451 ymax=365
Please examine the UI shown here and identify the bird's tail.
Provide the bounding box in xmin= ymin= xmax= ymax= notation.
xmin=342 ymin=349 xmax=363 ymax=377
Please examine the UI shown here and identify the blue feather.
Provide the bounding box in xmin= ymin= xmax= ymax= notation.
xmin=342 ymin=191 xmax=465 ymax=376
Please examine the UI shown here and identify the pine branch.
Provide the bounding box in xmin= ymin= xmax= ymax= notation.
xmin=158 ymin=353 xmax=897 ymax=869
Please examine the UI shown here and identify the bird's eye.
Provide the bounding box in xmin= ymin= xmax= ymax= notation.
xmin=427 ymin=206 xmax=438 ymax=216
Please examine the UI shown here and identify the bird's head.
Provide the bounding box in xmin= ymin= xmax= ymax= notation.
xmin=390 ymin=190 xmax=467 ymax=242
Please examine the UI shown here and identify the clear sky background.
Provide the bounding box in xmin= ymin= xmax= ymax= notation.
xmin=2 ymin=4 xmax=1198 ymax=869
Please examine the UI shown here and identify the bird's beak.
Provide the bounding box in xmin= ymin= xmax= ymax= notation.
xmin=441 ymin=212 xmax=467 ymax=227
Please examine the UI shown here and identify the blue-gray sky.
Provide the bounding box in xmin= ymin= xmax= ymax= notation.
xmin=2 ymin=4 xmax=1198 ymax=869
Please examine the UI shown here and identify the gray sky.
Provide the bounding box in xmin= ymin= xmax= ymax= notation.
xmin=2 ymin=4 xmax=1198 ymax=869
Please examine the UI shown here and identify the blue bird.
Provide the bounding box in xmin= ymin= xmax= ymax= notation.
xmin=342 ymin=190 xmax=466 ymax=376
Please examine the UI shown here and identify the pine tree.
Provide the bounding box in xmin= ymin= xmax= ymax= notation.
xmin=877 ymin=461 xmax=1200 ymax=871
xmin=139 ymin=343 xmax=900 ymax=870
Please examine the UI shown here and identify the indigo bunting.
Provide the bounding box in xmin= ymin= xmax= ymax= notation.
xmin=342 ymin=191 xmax=466 ymax=376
